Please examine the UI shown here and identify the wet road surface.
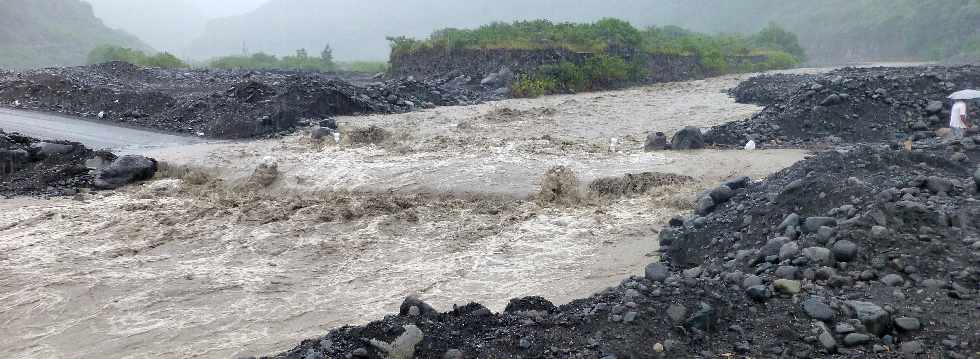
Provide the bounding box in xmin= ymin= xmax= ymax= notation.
xmin=0 ymin=108 xmax=207 ymax=153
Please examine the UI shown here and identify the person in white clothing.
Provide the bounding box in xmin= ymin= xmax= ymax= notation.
xmin=950 ymin=100 xmax=972 ymax=139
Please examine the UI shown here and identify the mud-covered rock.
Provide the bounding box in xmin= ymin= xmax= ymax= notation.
xmin=399 ymin=296 xmax=437 ymax=318
xmin=671 ymin=127 xmax=705 ymax=150
xmin=94 ymin=155 xmax=158 ymax=189
xmin=643 ymin=132 xmax=670 ymax=151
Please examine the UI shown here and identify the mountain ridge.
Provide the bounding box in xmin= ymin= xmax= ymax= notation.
xmin=0 ymin=0 xmax=149 ymax=69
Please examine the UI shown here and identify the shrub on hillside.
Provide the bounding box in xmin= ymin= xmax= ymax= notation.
xmin=390 ymin=18 xmax=645 ymax=54
xmin=87 ymin=45 xmax=187 ymax=68
xmin=209 ymin=48 xmax=336 ymax=72
xmin=512 ymin=54 xmax=645 ymax=97
xmin=750 ymin=22 xmax=807 ymax=61
xmin=143 ymin=52 xmax=187 ymax=69
xmin=510 ymin=75 xmax=556 ymax=98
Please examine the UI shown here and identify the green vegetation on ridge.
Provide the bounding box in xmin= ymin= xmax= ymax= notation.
xmin=88 ymin=44 xmax=387 ymax=74
xmin=511 ymin=54 xmax=643 ymax=97
xmin=389 ymin=18 xmax=803 ymax=98
xmin=87 ymin=46 xmax=188 ymax=69
xmin=640 ymin=0 xmax=980 ymax=63
xmin=388 ymin=19 xmax=804 ymax=61
xmin=208 ymin=46 xmax=337 ymax=72
xmin=388 ymin=18 xmax=644 ymax=54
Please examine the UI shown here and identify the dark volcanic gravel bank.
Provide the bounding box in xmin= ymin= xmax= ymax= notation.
xmin=728 ymin=73 xmax=815 ymax=106
xmin=0 ymin=62 xmax=491 ymax=139
xmin=266 ymin=142 xmax=980 ymax=358
xmin=709 ymin=66 xmax=980 ymax=146
xmin=1 ymin=130 xmax=102 ymax=196
xmin=0 ymin=130 xmax=159 ymax=197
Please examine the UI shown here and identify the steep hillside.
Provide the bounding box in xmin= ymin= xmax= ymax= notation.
xmin=643 ymin=0 xmax=980 ymax=64
xmin=0 ymin=0 xmax=148 ymax=69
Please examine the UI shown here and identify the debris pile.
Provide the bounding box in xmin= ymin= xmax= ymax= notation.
xmin=268 ymin=144 xmax=979 ymax=358
xmin=708 ymin=66 xmax=980 ymax=146
xmin=0 ymin=62 xmax=490 ymax=139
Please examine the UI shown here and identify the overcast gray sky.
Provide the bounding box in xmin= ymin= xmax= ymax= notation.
xmin=192 ymin=0 xmax=268 ymax=18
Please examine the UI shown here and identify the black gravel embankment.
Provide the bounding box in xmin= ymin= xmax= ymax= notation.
xmin=727 ymin=73 xmax=815 ymax=106
xmin=709 ymin=66 xmax=980 ymax=146
xmin=0 ymin=62 xmax=492 ymax=139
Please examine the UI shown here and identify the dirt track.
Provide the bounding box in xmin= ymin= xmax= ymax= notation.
xmin=0 ymin=72 xmax=808 ymax=358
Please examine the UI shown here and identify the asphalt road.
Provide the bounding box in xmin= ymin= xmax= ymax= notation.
xmin=0 ymin=108 xmax=206 ymax=153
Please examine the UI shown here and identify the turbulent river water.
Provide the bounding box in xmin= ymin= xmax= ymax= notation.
xmin=0 ymin=71 xmax=815 ymax=358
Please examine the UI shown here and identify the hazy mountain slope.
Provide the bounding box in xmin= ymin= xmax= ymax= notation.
xmin=642 ymin=0 xmax=980 ymax=63
xmin=185 ymin=0 xmax=666 ymax=61
xmin=84 ymin=0 xmax=207 ymax=54
xmin=0 ymin=0 xmax=148 ymax=69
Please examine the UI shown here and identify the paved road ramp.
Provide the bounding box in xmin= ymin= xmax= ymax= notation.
xmin=0 ymin=108 xmax=205 ymax=153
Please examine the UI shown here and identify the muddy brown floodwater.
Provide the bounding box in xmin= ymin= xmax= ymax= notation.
xmin=1 ymin=72 xmax=810 ymax=359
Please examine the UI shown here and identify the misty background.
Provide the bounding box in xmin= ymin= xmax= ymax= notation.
xmin=1 ymin=0 xmax=978 ymax=69
xmin=84 ymin=0 xmax=688 ymax=61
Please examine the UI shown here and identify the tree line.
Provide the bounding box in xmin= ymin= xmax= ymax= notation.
xmin=86 ymin=45 xmax=388 ymax=73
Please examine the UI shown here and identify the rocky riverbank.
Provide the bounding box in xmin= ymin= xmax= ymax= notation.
xmin=0 ymin=62 xmax=493 ymax=139
xmin=270 ymin=143 xmax=979 ymax=359
xmin=0 ymin=130 xmax=156 ymax=197
xmin=708 ymin=66 xmax=980 ymax=146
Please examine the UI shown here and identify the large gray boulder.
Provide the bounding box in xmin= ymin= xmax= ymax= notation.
xmin=802 ymin=297 xmax=834 ymax=321
xmin=845 ymin=301 xmax=891 ymax=336
xmin=94 ymin=155 xmax=158 ymax=189
xmin=832 ymin=240 xmax=859 ymax=262
xmin=400 ymin=295 xmax=437 ymax=317
xmin=696 ymin=196 xmax=716 ymax=216
xmin=709 ymin=185 xmax=734 ymax=203
xmin=645 ymin=263 xmax=669 ymax=282
xmin=670 ymin=127 xmax=705 ymax=150
xmin=803 ymin=217 xmax=837 ymax=233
